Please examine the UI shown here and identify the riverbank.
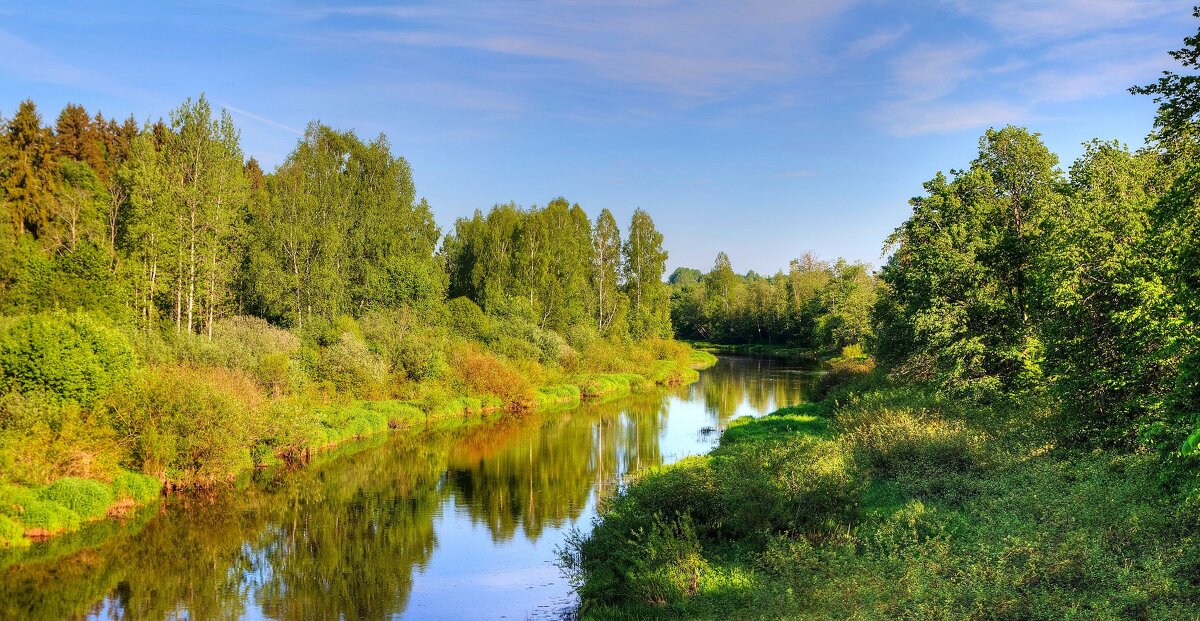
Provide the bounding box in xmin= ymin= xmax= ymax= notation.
xmin=0 ymin=345 xmax=717 ymax=549
xmin=562 ymin=371 xmax=1200 ymax=619
xmin=686 ymin=341 xmax=821 ymax=362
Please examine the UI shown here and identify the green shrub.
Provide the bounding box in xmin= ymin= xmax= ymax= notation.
xmin=447 ymin=296 xmax=493 ymax=340
xmin=106 ymin=367 xmax=264 ymax=486
xmin=361 ymin=310 xmax=448 ymax=382
xmin=318 ymin=333 xmax=388 ymax=398
xmin=0 ymin=390 xmax=121 ymax=485
xmin=0 ymin=483 xmax=82 ymax=533
xmin=565 ymin=513 xmax=708 ymax=608
xmin=0 ymin=311 xmax=137 ymax=405
xmin=39 ymin=477 xmax=114 ymax=521
xmin=536 ymin=384 xmax=581 ymax=408
xmin=845 ymin=408 xmax=982 ymax=480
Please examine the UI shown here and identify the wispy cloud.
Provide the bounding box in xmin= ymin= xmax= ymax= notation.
xmin=876 ymin=99 xmax=1030 ymax=137
xmin=845 ymin=24 xmax=910 ymax=58
xmin=219 ymin=102 xmax=304 ymax=135
xmin=871 ymin=0 xmax=1184 ymax=137
xmin=955 ymin=0 xmax=1179 ymax=40
xmin=299 ymin=1 xmax=861 ymax=101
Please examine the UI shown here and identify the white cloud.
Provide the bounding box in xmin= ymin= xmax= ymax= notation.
xmin=887 ymin=42 xmax=988 ymax=102
xmin=219 ymin=102 xmax=304 ymax=135
xmin=876 ymin=99 xmax=1030 ymax=137
xmin=846 ymin=24 xmax=911 ymax=58
xmin=951 ymin=0 xmax=1178 ymax=40
xmin=306 ymin=1 xmax=862 ymax=100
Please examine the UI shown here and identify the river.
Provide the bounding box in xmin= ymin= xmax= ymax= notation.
xmin=0 ymin=355 xmax=818 ymax=620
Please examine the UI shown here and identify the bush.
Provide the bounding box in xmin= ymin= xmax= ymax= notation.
xmin=447 ymin=296 xmax=493 ymax=340
xmin=361 ymin=310 xmax=448 ymax=382
xmin=0 ymin=484 xmax=81 ymax=533
xmin=106 ymin=367 xmax=265 ymax=486
xmin=318 ymin=333 xmax=388 ymax=398
xmin=39 ymin=477 xmax=114 ymax=521
xmin=210 ymin=316 xmax=302 ymax=393
xmin=450 ymin=345 xmax=534 ymax=410
xmin=844 ymin=407 xmax=982 ymax=480
xmin=0 ymin=391 xmax=121 ymax=485
xmin=0 ymin=311 xmax=137 ymax=405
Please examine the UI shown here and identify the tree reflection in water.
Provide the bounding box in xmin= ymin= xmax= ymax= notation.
xmin=0 ymin=354 xmax=816 ymax=620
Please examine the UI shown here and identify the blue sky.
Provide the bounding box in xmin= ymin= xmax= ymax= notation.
xmin=0 ymin=1 xmax=1193 ymax=274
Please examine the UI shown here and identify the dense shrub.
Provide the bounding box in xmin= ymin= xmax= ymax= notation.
xmin=318 ymin=333 xmax=388 ymax=398
xmin=361 ymin=309 xmax=448 ymax=382
xmin=210 ymin=316 xmax=302 ymax=393
xmin=0 ymin=312 xmax=137 ymax=405
xmin=0 ymin=391 xmax=120 ymax=485
xmin=449 ymin=345 xmax=534 ymax=410
xmin=446 ymin=296 xmax=493 ymax=340
xmin=111 ymin=469 xmax=160 ymax=503
xmin=107 ymin=367 xmax=265 ymax=486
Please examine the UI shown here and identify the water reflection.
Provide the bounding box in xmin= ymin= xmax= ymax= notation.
xmin=0 ymin=355 xmax=816 ymax=620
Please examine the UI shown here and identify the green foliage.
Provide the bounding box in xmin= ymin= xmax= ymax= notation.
xmin=671 ymin=252 xmax=876 ymax=352
xmin=876 ymin=127 xmax=1062 ymax=394
xmin=0 ymin=514 xmax=24 ymax=547
xmin=38 ymin=477 xmax=113 ymax=521
xmin=318 ymin=333 xmax=388 ymax=398
xmin=106 ymin=367 xmax=263 ymax=486
xmin=111 ymin=470 xmax=159 ymax=503
xmin=0 ymin=311 xmax=136 ymax=405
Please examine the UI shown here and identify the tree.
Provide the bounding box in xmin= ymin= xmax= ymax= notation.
xmin=2 ymin=100 xmax=55 ymax=239
xmin=876 ymin=127 xmax=1063 ymax=393
xmin=622 ymin=208 xmax=670 ymax=339
xmin=1131 ymin=7 xmax=1200 ymax=143
xmin=592 ymin=208 xmax=624 ymax=334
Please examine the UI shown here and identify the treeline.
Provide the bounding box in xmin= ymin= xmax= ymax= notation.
xmin=0 ymin=96 xmax=671 ymax=340
xmin=669 ymin=252 xmax=875 ymax=352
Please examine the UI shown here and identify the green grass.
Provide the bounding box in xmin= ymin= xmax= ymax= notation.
xmin=566 ymin=383 xmax=1200 ymax=620
xmin=0 ymin=468 xmax=162 ymax=547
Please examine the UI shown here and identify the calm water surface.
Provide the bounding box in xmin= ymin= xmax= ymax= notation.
xmin=0 ymin=355 xmax=817 ymax=620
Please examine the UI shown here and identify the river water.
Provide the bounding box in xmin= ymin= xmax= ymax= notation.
xmin=0 ymin=355 xmax=817 ymax=620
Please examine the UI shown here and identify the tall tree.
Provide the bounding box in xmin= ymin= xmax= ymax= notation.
xmin=876 ymin=127 xmax=1063 ymax=393
xmin=622 ymin=208 xmax=670 ymax=339
xmin=160 ymin=95 xmax=248 ymax=336
xmin=592 ymin=208 xmax=623 ymax=334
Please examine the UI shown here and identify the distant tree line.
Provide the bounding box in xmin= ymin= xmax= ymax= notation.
xmin=668 ymin=252 xmax=876 ymax=352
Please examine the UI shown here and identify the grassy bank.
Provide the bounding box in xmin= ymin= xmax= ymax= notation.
xmin=0 ymin=310 xmax=716 ymax=549
xmin=562 ymin=371 xmax=1200 ymax=619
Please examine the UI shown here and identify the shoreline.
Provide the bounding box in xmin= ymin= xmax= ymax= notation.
xmin=0 ymin=349 xmax=718 ymax=553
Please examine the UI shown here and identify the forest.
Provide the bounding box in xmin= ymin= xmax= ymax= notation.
xmin=0 ymin=95 xmax=708 ymax=546
xmin=564 ymin=12 xmax=1200 ymax=620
